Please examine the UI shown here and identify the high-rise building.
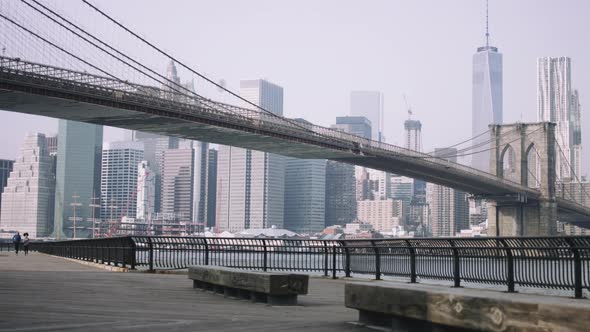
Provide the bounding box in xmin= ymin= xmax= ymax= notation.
xmin=571 ymin=90 xmax=582 ymax=178
xmin=325 ymin=114 xmax=366 ymax=227
xmin=284 ymin=157 xmax=326 ymax=234
xmin=100 ymin=141 xmax=144 ymax=221
xmin=537 ymin=57 xmax=582 ymax=180
xmin=404 ymin=119 xmax=422 ymax=152
xmin=332 ymin=116 xmax=372 ymax=139
xmin=132 ymin=131 xmax=179 ymax=213
xmin=390 ymin=175 xmax=413 ymax=222
xmin=325 ymin=160 xmax=356 ymax=226
xmin=44 ymin=135 xmax=57 ymax=235
xmin=216 ymin=79 xmax=286 ymax=232
xmin=206 ymin=149 xmax=217 ymax=228
xmin=0 ymin=159 xmax=14 ymax=220
xmin=192 ymin=141 xmax=209 ymax=227
xmin=54 ymin=120 xmax=103 ymax=239
xmin=366 ymin=168 xmax=391 ymax=200
xmin=403 ymin=117 xmax=428 ymax=228
xmin=0 ymin=134 xmax=54 ymax=238
xmin=357 ymin=199 xmax=403 ymax=232
xmin=472 ymin=4 xmax=503 ymax=172
xmin=45 ymin=135 xmax=58 ymax=155
xmin=427 ymin=148 xmax=469 ymax=237
xmin=136 ymin=160 xmax=156 ymax=220
xmin=160 ymin=148 xmax=194 ymax=221
xmin=350 ymin=91 xmax=383 ymax=141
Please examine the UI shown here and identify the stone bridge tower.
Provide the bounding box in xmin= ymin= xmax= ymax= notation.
xmin=487 ymin=122 xmax=557 ymax=236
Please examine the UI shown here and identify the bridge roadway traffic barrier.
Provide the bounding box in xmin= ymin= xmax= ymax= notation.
xmin=188 ymin=265 xmax=308 ymax=305
xmin=345 ymin=281 xmax=590 ymax=332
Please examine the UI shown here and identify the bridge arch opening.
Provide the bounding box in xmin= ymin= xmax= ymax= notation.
xmin=525 ymin=143 xmax=541 ymax=188
xmin=500 ymin=144 xmax=518 ymax=182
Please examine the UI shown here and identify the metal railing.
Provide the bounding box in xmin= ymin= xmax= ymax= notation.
xmin=34 ymin=236 xmax=590 ymax=298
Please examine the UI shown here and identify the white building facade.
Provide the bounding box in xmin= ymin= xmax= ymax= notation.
xmin=537 ymin=57 xmax=582 ymax=180
xmin=356 ymin=199 xmax=403 ymax=232
xmin=160 ymin=148 xmax=194 ymax=221
xmin=136 ymin=160 xmax=156 ymax=220
xmin=427 ymin=148 xmax=470 ymax=237
xmin=0 ymin=133 xmax=54 ymax=238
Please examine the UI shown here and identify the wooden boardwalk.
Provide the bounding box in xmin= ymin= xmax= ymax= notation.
xmin=0 ymin=252 xmax=372 ymax=332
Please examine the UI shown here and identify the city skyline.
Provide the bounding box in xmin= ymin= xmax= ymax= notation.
xmin=1 ymin=0 xmax=589 ymax=176
xmin=0 ymin=1 xmax=589 ymax=239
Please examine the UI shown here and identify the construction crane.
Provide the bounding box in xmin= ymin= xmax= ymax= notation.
xmin=403 ymin=93 xmax=413 ymax=120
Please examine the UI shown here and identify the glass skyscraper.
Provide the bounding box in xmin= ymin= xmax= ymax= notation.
xmin=100 ymin=141 xmax=144 ymax=221
xmin=471 ymin=36 xmax=503 ymax=172
xmin=53 ymin=120 xmax=103 ymax=239
xmin=284 ymin=149 xmax=326 ymax=234
xmin=216 ymin=79 xmax=285 ymax=232
xmin=350 ymin=91 xmax=383 ymax=141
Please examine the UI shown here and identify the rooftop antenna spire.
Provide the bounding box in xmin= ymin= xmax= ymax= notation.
xmin=485 ymin=0 xmax=490 ymax=47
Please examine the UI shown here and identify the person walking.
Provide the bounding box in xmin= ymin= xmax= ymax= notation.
xmin=12 ymin=232 xmax=21 ymax=255
xmin=23 ymin=233 xmax=30 ymax=256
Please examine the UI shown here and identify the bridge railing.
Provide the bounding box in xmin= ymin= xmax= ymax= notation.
xmin=33 ymin=236 xmax=590 ymax=298
xmin=0 ymin=56 xmax=536 ymax=195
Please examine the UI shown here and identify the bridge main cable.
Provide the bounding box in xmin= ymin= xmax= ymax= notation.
xmin=20 ymin=0 xmax=245 ymax=118
xmin=80 ymin=0 xmax=332 ymax=140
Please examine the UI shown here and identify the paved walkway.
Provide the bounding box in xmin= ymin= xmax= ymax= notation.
xmin=0 ymin=252 xmax=373 ymax=332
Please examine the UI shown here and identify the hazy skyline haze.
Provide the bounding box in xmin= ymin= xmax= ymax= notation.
xmin=1 ymin=0 xmax=590 ymax=175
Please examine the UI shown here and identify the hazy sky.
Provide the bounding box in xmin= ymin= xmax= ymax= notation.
xmin=1 ymin=0 xmax=590 ymax=175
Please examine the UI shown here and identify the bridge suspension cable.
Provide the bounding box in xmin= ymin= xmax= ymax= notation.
xmin=554 ymin=138 xmax=590 ymax=204
xmin=414 ymin=126 xmax=540 ymax=160
xmin=0 ymin=10 xmax=130 ymax=87
xmin=424 ymin=128 xmax=491 ymax=155
xmin=79 ymin=0 xmax=328 ymax=139
xmin=18 ymin=0 xmax=254 ymax=119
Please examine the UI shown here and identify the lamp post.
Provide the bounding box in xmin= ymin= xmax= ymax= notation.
xmin=88 ymin=195 xmax=100 ymax=238
xmin=69 ymin=195 xmax=83 ymax=239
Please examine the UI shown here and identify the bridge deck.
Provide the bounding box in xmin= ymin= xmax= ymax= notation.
xmin=0 ymin=252 xmax=371 ymax=332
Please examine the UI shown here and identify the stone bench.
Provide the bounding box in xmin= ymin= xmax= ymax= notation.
xmin=345 ymin=281 xmax=590 ymax=332
xmin=188 ymin=266 xmax=308 ymax=305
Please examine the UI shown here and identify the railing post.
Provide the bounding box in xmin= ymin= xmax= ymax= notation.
xmin=101 ymin=241 xmax=105 ymax=264
xmin=323 ymin=241 xmax=329 ymax=277
xmin=405 ymin=240 xmax=417 ymax=283
xmin=565 ymin=238 xmax=583 ymax=299
xmin=203 ymin=238 xmax=209 ymax=266
xmin=119 ymin=239 xmax=125 ymax=268
xmin=106 ymin=241 xmax=111 ymax=265
xmin=332 ymin=245 xmax=337 ymax=279
xmin=341 ymin=241 xmax=351 ymax=278
xmin=129 ymin=237 xmax=136 ymax=270
xmin=371 ymin=241 xmax=381 ymax=280
xmin=262 ymin=239 xmax=268 ymax=272
xmin=499 ymin=239 xmax=515 ymax=293
xmin=450 ymin=240 xmax=460 ymax=288
xmin=147 ymin=237 xmax=154 ymax=272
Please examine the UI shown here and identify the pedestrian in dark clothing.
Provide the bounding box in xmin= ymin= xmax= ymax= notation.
xmin=12 ymin=232 xmax=21 ymax=255
xmin=23 ymin=233 xmax=30 ymax=256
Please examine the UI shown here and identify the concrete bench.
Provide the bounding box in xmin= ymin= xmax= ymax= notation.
xmin=188 ymin=266 xmax=308 ymax=305
xmin=345 ymin=281 xmax=590 ymax=332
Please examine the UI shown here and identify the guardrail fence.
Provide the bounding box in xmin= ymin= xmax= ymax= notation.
xmin=32 ymin=236 xmax=590 ymax=299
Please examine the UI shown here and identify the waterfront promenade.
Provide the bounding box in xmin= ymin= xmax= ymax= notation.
xmin=0 ymin=253 xmax=372 ymax=332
